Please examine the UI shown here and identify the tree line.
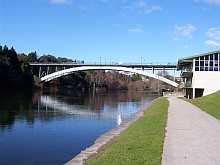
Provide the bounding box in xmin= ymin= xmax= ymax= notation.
xmin=0 ymin=45 xmax=175 ymax=92
xmin=0 ymin=45 xmax=33 ymax=89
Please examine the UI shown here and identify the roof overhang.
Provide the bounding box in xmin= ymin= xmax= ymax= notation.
xmin=177 ymin=59 xmax=193 ymax=70
xmin=177 ymin=50 xmax=220 ymax=70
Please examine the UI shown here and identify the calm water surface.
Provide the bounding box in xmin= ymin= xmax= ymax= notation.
xmin=0 ymin=90 xmax=157 ymax=165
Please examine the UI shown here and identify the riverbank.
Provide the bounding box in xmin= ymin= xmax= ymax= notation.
xmin=66 ymin=91 xmax=220 ymax=165
xmin=65 ymin=97 xmax=169 ymax=165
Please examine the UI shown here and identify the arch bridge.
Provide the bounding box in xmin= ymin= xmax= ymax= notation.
xmin=29 ymin=62 xmax=178 ymax=87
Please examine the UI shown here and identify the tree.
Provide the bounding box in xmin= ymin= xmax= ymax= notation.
xmin=21 ymin=63 xmax=33 ymax=85
xmin=27 ymin=52 xmax=37 ymax=62
xmin=0 ymin=46 xmax=20 ymax=71
xmin=153 ymin=70 xmax=175 ymax=92
xmin=157 ymin=70 xmax=172 ymax=79
xmin=0 ymin=45 xmax=33 ymax=89
xmin=39 ymin=54 xmax=57 ymax=63
xmin=18 ymin=53 xmax=28 ymax=63
xmin=57 ymin=57 xmax=73 ymax=63
xmin=132 ymin=73 xmax=142 ymax=81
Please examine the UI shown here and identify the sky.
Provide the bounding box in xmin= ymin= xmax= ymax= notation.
xmin=1 ymin=0 xmax=220 ymax=64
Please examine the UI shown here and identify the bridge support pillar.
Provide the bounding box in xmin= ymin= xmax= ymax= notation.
xmin=39 ymin=66 xmax=42 ymax=78
xmin=173 ymin=68 xmax=176 ymax=82
xmin=47 ymin=66 xmax=49 ymax=75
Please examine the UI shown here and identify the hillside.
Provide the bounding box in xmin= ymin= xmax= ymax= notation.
xmin=184 ymin=91 xmax=220 ymax=120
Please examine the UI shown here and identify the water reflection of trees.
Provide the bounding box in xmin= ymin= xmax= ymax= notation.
xmin=0 ymin=91 xmax=65 ymax=130
xmin=0 ymin=90 xmax=156 ymax=130
xmin=0 ymin=91 xmax=33 ymax=129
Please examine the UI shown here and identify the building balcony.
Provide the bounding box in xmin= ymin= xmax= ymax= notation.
xmin=181 ymin=67 xmax=193 ymax=78
xmin=182 ymin=66 xmax=193 ymax=72
xmin=181 ymin=71 xmax=193 ymax=78
xmin=182 ymin=81 xmax=192 ymax=88
xmin=184 ymin=82 xmax=192 ymax=87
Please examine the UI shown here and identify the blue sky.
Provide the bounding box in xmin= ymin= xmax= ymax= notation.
xmin=1 ymin=0 xmax=220 ymax=63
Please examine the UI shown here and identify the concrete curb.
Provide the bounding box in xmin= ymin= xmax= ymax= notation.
xmin=65 ymin=100 xmax=156 ymax=165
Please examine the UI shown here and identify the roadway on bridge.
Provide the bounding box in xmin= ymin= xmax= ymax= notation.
xmin=29 ymin=62 xmax=177 ymax=69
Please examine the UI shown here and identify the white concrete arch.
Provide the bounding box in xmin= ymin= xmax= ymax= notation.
xmin=41 ymin=66 xmax=178 ymax=87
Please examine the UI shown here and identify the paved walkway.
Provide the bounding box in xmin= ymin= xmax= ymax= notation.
xmin=162 ymin=96 xmax=220 ymax=165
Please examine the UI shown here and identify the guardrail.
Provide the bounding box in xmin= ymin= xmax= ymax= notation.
xmin=29 ymin=62 xmax=177 ymax=67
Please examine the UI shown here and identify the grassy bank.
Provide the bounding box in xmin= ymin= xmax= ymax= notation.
xmin=182 ymin=91 xmax=220 ymax=120
xmin=86 ymin=97 xmax=169 ymax=165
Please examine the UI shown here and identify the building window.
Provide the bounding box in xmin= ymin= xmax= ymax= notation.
xmin=210 ymin=61 xmax=213 ymax=71
xmin=195 ymin=60 xmax=199 ymax=71
xmin=205 ymin=60 xmax=209 ymax=71
xmin=200 ymin=60 xmax=204 ymax=71
xmin=193 ymin=53 xmax=220 ymax=72
xmin=214 ymin=53 xmax=218 ymax=60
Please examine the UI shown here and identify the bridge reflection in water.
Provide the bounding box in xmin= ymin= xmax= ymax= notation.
xmin=38 ymin=95 xmax=137 ymax=126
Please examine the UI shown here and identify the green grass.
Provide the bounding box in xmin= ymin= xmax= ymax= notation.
xmin=163 ymin=91 xmax=174 ymax=95
xmin=182 ymin=91 xmax=220 ymax=120
xmin=86 ymin=97 xmax=169 ymax=165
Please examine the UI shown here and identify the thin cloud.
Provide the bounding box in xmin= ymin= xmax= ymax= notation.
xmin=50 ymin=0 xmax=71 ymax=4
xmin=183 ymin=45 xmax=189 ymax=49
xmin=205 ymin=26 xmax=220 ymax=48
xmin=129 ymin=27 xmax=143 ymax=33
xmin=98 ymin=0 xmax=109 ymax=3
xmin=206 ymin=27 xmax=220 ymax=40
xmin=124 ymin=5 xmax=134 ymax=10
xmin=77 ymin=2 xmax=96 ymax=11
xmin=113 ymin=24 xmax=122 ymax=28
xmin=77 ymin=5 xmax=87 ymax=10
xmin=144 ymin=6 xmax=162 ymax=14
xmin=171 ymin=24 xmax=196 ymax=41
xmin=121 ymin=0 xmax=162 ymax=18
xmin=205 ymin=40 xmax=220 ymax=48
xmin=120 ymin=5 xmax=133 ymax=18
xmin=195 ymin=0 xmax=220 ymax=5
xmin=76 ymin=0 xmax=112 ymax=11
xmin=135 ymin=0 xmax=162 ymax=14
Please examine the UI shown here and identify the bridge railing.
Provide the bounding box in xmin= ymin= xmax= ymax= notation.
xmin=29 ymin=62 xmax=177 ymax=66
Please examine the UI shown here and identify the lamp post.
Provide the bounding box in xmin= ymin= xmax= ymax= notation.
xmin=100 ymin=57 xmax=101 ymax=65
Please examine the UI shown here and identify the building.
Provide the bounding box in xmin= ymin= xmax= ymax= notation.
xmin=177 ymin=50 xmax=220 ymax=99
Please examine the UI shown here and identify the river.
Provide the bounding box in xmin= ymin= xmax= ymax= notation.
xmin=0 ymin=90 xmax=157 ymax=165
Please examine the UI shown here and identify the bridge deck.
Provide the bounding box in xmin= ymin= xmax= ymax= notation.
xmin=29 ymin=62 xmax=177 ymax=69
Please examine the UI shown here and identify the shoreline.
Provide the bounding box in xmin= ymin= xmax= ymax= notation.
xmin=65 ymin=99 xmax=157 ymax=165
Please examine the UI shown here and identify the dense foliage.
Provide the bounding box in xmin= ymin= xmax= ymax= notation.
xmin=0 ymin=45 xmax=33 ymax=89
